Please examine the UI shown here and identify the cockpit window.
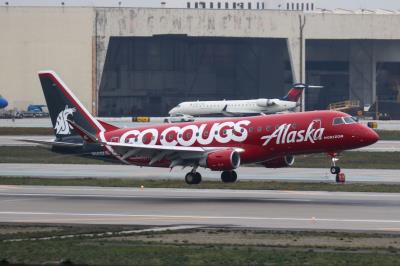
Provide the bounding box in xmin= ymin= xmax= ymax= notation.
xmin=176 ymin=104 xmax=181 ymax=108
xmin=333 ymin=116 xmax=358 ymax=126
xmin=333 ymin=117 xmax=345 ymax=125
xmin=343 ymin=116 xmax=357 ymax=124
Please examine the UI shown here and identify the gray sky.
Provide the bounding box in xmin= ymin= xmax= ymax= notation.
xmin=2 ymin=0 xmax=400 ymax=10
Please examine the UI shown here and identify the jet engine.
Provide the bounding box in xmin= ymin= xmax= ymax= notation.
xmin=256 ymin=98 xmax=276 ymax=107
xmin=262 ymin=155 xmax=295 ymax=168
xmin=199 ymin=149 xmax=241 ymax=171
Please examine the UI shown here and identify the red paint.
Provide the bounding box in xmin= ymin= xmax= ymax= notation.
xmin=102 ymin=110 xmax=379 ymax=168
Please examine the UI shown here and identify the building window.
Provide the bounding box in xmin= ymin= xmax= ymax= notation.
xmin=286 ymin=2 xmax=289 ymax=9
xmin=306 ymin=3 xmax=309 ymax=10
xmin=225 ymin=2 xmax=228 ymax=8
xmin=291 ymin=3 xmax=294 ymax=10
xmin=218 ymin=2 xmax=221 ymax=8
xmin=248 ymin=2 xmax=251 ymax=9
xmin=256 ymin=2 xmax=259 ymax=9
xmin=195 ymin=2 xmax=198 ymax=8
xmin=233 ymin=2 xmax=236 ymax=9
xmin=261 ymin=2 xmax=264 ymax=9
xmin=311 ymin=3 xmax=314 ymax=10
xmin=296 ymin=3 xmax=299 ymax=10
xmin=199 ymin=1 xmax=206 ymax=8
xmin=210 ymin=2 xmax=213 ymax=8
xmin=187 ymin=2 xmax=190 ymax=8
xmin=301 ymin=3 xmax=304 ymax=10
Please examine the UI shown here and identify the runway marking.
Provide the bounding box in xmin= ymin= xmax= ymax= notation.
xmin=1 ymin=211 xmax=400 ymax=224
xmin=1 ymin=187 xmax=400 ymax=199
xmin=381 ymin=228 xmax=400 ymax=231
xmin=0 ymin=192 xmax=313 ymax=202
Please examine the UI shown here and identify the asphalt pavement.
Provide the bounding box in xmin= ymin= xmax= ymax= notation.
xmin=0 ymin=185 xmax=399 ymax=231
xmin=1 ymin=163 xmax=400 ymax=183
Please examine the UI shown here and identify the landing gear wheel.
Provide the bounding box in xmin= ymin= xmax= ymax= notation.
xmin=185 ymin=172 xmax=202 ymax=185
xmin=230 ymin=171 xmax=237 ymax=183
xmin=330 ymin=166 xmax=340 ymax=175
xmin=194 ymin=172 xmax=202 ymax=184
xmin=221 ymin=171 xmax=238 ymax=183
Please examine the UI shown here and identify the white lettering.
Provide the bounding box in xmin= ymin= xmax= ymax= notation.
xmin=119 ymin=120 xmax=251 ymax=146
xmin=261 ymin=122 xmax=325 ymax=146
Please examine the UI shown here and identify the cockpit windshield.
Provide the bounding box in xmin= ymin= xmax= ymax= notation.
xmin=333 ymin=117 xmax=344 ymax=125
xmin=333 ymin=116 xmax=357 ymax=126
xmin=343 ymin=116 xmax=357 ymax=124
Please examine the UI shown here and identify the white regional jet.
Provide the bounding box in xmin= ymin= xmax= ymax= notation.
xmin=169 ymin=84 xmax=309 ymax=117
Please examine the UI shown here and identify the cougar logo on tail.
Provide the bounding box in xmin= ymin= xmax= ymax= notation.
xmin=55 ymin=105 xmax=76 ymax=135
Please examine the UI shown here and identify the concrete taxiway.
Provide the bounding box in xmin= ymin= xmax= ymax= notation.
xmin=1 ymin=163 xmax=400 ymax=183
xmin=0 ymin=185 xmax=399 ymax=231
xmin=1 ymin=117 xmax=400 ymax=130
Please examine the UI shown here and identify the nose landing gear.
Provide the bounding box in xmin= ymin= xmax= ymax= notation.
xmin=329 ymin=153 xmax=345 ymax=183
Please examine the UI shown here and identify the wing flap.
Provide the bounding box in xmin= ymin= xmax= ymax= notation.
xmin=103 ymin=141 xmax=244 ymax=167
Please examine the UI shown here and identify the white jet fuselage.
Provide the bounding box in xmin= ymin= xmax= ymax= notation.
xmin=169 ymin=99 xmax=297 ymax=116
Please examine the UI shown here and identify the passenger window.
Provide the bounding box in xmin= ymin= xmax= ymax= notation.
xmin=248 ymin=127 xmax=253 ymax=132
xmin=266 ymin=126 xmax=272 ymax=131
xmin=257 ymin=127 xmax=262 ymax=132
xmin=333 ymin=117 xmax=345 ymax=125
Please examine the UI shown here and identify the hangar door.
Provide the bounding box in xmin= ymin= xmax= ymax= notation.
xmin=99 ymin=35 xmax=290 ymax=117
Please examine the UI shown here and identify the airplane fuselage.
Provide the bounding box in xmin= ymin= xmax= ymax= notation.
xmin=102 ymin=110 xmax=378 ymax=167
xmin=168 ymin=99 xmax=297 ymax=116
xmin=0 ymin=96 xmax=8 ymax=109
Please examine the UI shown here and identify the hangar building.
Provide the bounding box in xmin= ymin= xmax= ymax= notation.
xmin=1 ymin=3 xmax=400 ymax=117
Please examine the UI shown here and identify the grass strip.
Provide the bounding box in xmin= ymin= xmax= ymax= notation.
xmin=1 ymin=146 xmax=400 ymax=169
xmin=1 ymin=177 xmax=400 ymax=192
xmin=376 ymin=130 xmax=400 ymax=141
xmin=1 ymin=226 xmax=400 ymax=266
xmin=2 ymin=239 xmax=400 ymax=266
xmin=0 ymin=127 xmax=53 ymax=135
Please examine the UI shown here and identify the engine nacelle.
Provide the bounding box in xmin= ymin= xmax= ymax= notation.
xmin=262 ymin=155 xmax=295 ymax=168
xmin=199 ymin=149 xmax=241 ymax=171
xmin=256 ymin=98 xmax=276 ymax=107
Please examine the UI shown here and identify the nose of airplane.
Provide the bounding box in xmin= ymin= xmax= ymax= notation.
xmin=168 ymin=108 xmax=177 ymax=115
xmin=360 ymin=127 xmax=379 ymax=146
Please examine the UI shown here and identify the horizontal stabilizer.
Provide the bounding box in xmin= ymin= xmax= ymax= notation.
xmin=67 ymin=120 xmax=98 ymax=143
xmin=17 ymin=138 xmax=83 ymax=147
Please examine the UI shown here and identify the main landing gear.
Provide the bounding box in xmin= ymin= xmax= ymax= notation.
xmin=185 ymin=167 xmax=202 ymax=185
xmin=329 ymin=153 xmax=345 ymax=183
xmin=184 ymin=167 xmax=239 ymax=185
xmin=221 ymin=170 xmax=238 ymax=183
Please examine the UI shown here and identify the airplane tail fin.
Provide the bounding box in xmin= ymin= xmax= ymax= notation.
xmin=282 ymin=84 xmax=306 ymax=102
xmin=38 ymin=71 xmax=109 ymax=140
xmin=282 ymin=83 xmax=323 ymax=102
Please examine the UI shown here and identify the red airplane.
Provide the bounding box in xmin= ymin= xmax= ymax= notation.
xmin=29 ymin=71 xmax=379 ymax=184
